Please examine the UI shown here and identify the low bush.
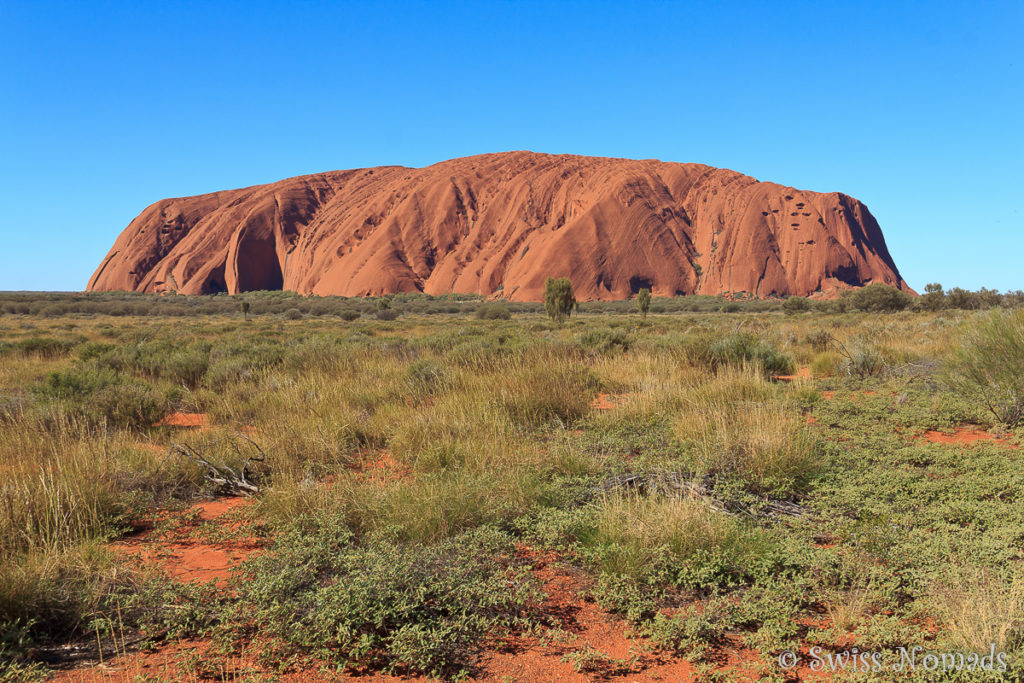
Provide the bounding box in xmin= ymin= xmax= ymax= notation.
xmin=840 ymin=283 xmax=913 ymax=313
xmin=802 ymin=330 xmax=832 ymax=351
xmin=1 ymin=337 xmax=80 ymax=359
xmin=223 ymin=521 xmax=539 ymax=676
xmin=674 ymin=378 xmax=821 ymax=497
xmin=496 ymin=362 xmax=600 ymax=428
xmin=782 ymin=296 xmax=811 ymax=314
xmin=578 ymin=327 xmax=632 ymax=353
xmin=709 ymin=333 xmax=794 ymax=376
xmin=946 ymin=309 xmax=1024 ymax=427
xmin=475 ymin=302 xmax=511 ymax=320
xmin=37 ymin=367 xmax=165 ymax=428
xmin=839 ymin=341 xmax=886 ymax=378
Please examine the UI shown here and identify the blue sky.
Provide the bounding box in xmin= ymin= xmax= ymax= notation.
xmin=1 ymin=1 xmax=1020 ymax=292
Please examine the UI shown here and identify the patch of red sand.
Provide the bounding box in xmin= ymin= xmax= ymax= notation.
xmin=481 ymin=547 xmax=701 ymax=681
xmin=590 ymin=393 xmax=628 ymax=410
xmin=155 ymin=411 xmax=208 ymax=428
xmin=114 ymin=496 xmax=257 ymax=585
xmin=773 ymin=367 xmax=812 ymax=382
xmin=353 ymin=450 xmax=411 ymax=484
xmin=918 ymin=426 xmax=1015 ymax=448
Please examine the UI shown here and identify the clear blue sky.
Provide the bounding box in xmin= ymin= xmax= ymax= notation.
xmin=1 ymin=1 xmax=1020 ymax=292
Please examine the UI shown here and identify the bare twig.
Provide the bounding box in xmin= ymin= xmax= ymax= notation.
xmin=595 ymin=471 xmax=810 ymax=521
xmin=169 ymin=431 xmax=266 ymax=495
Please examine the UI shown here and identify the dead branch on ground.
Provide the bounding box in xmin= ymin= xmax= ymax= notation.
xmin=169 ymin=431 xmax=265 ymax=496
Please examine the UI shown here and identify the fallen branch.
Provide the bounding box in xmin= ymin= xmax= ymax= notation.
xmin=169 ymin=431 xmax=266 ymax=496
xmin=594 ymin=471 xmax=810 ymax=521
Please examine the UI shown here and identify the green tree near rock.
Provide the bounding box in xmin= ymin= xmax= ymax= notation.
xmin=920 ymin=283 xmax=945 ymax=311
xmin=636 ymin=288 xmax=651 ymax=319
xmin=544 ymin=278 xmax=577 ymax=324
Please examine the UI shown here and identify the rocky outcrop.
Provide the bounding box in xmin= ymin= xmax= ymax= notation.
xmin=87 ymin=152 xmax=910 ymax=300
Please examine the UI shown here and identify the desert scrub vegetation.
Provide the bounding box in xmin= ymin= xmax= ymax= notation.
xmin=946 ymin=308 xmax=1024 ymax=427
xmin=674 ymin=368 xmax=822 ymax=497
xmin=2 ymin=303 xmax=1024 ymax=678
xmin=220 ymin=520 xmax=541 ymax=677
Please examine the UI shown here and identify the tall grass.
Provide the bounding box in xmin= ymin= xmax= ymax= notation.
xmin=931 ymin=568 xmax=1024 ymax=654
xmin=946 ymin=309 xmax=1024 ymax=427
xmin=589 ymin=492 xmax=772 ymax=579
xmin=674 ymin=368 xmax=821 ymax=497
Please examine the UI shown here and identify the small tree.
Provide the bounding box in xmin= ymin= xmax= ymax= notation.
xmin=544 ymin=277 xmax=576 ymax=324
xmin=637 ymin=288 xmax=651 ymax=319
xmin=377 ymin=297 xmax=391 ymax=311
xmin=239 ymin=300 xmax=250 ymax=321
xmin=920 ymin=283 xmax=945 ymax=311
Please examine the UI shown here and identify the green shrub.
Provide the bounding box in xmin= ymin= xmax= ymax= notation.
xmin=76 ymin=341 xmax=116 ymax=361
xmin=946 ymin=309 xmax=1024 ymax=427
xmin=89 ymin=383 xmax=165 ymax=428
xmin=40 ymin=367 xmax=121 ymax=401
xmin=578 ymin=327 xmax=632 ymax=353
xmin=283 ymin=308 xmax=303 ymax=320
xmin=840 ymin=341 xmax=886 ymax=377
xmin=376 ymin=309 xmax=399 ymax=321
xmin=782 ymin=296 xmax=811 ymax=314
xmin=339 ymin=310 xmax=361 ymax=321
xmin=163 ymin=349 xmax=210 ymax=389
xmin=37 ymin=366 xmax=165 ymax=428
xmin=475 ymin=302 xmax=511 ymax=320
xmin=5 ymin=337 xmax=79 ymax=359
xmin=225 ymin=522 xmax=538 ymax=676
xmin=709 ymin=333 xmax=794 ymax=376
xmin=840 ymin=283 xmax=913 ymax=312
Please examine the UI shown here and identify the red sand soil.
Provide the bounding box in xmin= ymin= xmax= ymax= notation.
xmin=114 ymin=496 xmax=257 ymax=585
xmin=590 ymin=392 xmax=624 ymax=410
xmin=155 ymin=411 xmax=208 ymax=428
xmin=918 ymin=426 xmax=1016 ymax=447
xmin=774 ymin=367 xmax=812 ymax=382
xmin=352 ymin=450 xmax=411 ymax=484
xmin=87 ymin=152 xmax=910 ymax=301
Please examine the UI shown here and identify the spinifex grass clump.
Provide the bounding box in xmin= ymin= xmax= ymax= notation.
xmin=586 ymin=493 xmax=777 ymax=588
xmin=946 ymin=309 xmax=1024 ymax=427
xmin=674 ymin=368 xmax=821 ymax=497
xmin=709 ymin=332 xmax=794 ymax=377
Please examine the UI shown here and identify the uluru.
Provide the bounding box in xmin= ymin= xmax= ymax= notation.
xmin=87 ymin=151 xmax=909 ymax=301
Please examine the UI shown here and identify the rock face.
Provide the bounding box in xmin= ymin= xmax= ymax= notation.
xmin=88 ymin=152 xmax=909 ymax=300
